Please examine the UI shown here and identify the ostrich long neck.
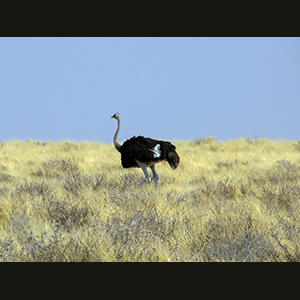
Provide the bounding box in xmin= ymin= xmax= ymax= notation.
xmin=114 ymin=116 xmax=122 ymax=153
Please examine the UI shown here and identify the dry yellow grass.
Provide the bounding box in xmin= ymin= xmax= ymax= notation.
xmin=1 ymin=138 xmax=300 ymax=261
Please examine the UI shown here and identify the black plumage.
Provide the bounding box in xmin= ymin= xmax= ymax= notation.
xmin=111 ymin=113 xmax=180 ymax=187
xmin=120 ymin=136 xmax=180 ymax=169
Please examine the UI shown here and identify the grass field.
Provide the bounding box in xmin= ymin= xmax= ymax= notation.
xmin=1 ymin=137 xmax=300 ymax=261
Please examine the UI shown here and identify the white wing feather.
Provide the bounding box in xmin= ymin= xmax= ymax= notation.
xmin=150 ymin=144 xmax=161 ymax=158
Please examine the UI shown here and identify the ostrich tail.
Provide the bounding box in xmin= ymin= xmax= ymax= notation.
xmin=167 ymin=151 xmax=180 ymax=170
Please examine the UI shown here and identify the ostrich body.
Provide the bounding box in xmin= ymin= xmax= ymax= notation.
xmin=111 ymin=113 xmax=180 ymax=187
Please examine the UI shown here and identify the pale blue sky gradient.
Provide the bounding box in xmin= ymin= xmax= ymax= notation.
xmin=0 ymin=37 xmax=299 ymax=143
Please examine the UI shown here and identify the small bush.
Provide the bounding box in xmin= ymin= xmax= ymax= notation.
xmin=63 ymin=173 xmax=107 ymax=195
xmin=104 ymin=209 xmax=180 ymax=262
xmin=272 ymin=210 xmax=300 ymax=262
xmin=46 ymin=198 xmax=90 ymax=232
xmin=0 ymin=237 xmax=14 ymax=262
xmin=199 ymin=218 xmax=276 ymax=262
xmin=32 ymin=159 xmax=79 ymax=178
xmin=13 ymin=180 xmax=51 ymax=198
xmin=0 ymin=173 xmax=14 ymax=183
xmin=191 ymin=177 xmax=239 ymax=200
xmin=192 ymin=137 xmax=221 ymax=151
xmin=15 ymin=226 xmax=94 ymax=262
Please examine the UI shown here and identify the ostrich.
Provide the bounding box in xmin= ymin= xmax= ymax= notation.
xmin=111 ymin=112 xmax=180 ymax=188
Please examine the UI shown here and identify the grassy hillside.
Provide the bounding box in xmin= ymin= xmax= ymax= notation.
xmin=1 ymin=138 xmax=300 ymax=261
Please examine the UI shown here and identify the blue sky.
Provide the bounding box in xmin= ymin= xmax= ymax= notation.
xmin=0 ymin=37 xmax=299 ymax=143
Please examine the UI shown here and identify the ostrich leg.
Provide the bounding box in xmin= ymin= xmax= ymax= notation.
xmin=150 ymin=165 xmax=159 ymax=188
xmin=136 ymin=161 xmax=151 ymax=183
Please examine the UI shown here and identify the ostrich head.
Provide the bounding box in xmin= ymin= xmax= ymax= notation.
xmin=111 ymin=112 xmax=120 ymax=120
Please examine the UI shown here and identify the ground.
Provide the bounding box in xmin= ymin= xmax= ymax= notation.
xmin=0 ymin=137 xmax=300 ymax=261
